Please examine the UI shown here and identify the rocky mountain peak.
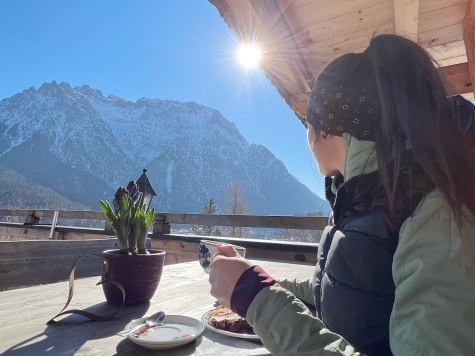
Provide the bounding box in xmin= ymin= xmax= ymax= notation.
xmin=77 ymin=84 xmax=104 ymax=98
xmin=36 ymin=81 xmax=73 ymax=98
xmin=0 ymin=82 xmax=329 ymax=215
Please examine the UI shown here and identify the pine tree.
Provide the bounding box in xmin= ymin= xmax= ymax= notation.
xmin=223 ymin=182 xmax=248 ymax=237
xmin=191 ymin=197 xmax=221 ymax=236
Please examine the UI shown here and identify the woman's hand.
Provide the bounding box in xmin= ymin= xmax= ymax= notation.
xmin=208 ymin=244 xmax=253 ymax=309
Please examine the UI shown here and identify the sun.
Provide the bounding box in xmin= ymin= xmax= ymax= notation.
xmin=238 ymin=44 xmax=261 ymax=69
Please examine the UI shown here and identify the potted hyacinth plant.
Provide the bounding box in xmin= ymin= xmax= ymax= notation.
xmin=100 ymin=181 xmax=154 ymax=255
xmin=99 ymin=180 xmax=166 ymax=306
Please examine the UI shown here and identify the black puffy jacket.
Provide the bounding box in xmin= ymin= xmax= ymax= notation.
xmin=312 ymin=170 xmax=431 ymax=355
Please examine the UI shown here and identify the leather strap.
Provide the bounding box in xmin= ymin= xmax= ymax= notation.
xmin=47 ymin=254 xmax=125 ymax=324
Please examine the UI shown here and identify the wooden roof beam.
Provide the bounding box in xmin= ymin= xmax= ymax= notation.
xmin=394 ymin=0 xmax=420 ymax=42
xmin=464 ymin=0 xmax=475 ymax=97
xmin=440 ymin=62 xmax=473 ymax=96
xmin=248 ymin=0 xmax=315 ymax=90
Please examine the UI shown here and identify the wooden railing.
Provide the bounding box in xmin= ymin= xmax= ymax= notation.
xmin=0 ymin=209 xmax=327 ymax=290
xmin=0 ymin=208 xmax=327 ymax=231
xmin=0 ymin=238 xmax=152 ymax=291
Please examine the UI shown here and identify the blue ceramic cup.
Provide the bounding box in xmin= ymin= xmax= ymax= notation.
xmin=199 ymin=239 xmax=246 ymax=273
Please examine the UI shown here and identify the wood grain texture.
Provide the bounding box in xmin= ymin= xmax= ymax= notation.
xmin=160 ymin=213 xmax=328 ymax=230
xmin=419 ymin=0 xmax=467 ymax=14
xmin=152 ymin=235 xmax=319 ymax=265
xmin=416 ymin=2 xmax=466 ymax=33
xmin=0 ymin=239 xmax=150 ymax=291
xmin=418 ymin=23 xmax=464 ymax=47
xmin=440 ymin=62 xmax=473 ymax=94
xmin=298 ymin=2 xmax=393 ymax=43
xmin=427 ymin=40 xmax=467 ymax=65
xmin=285 ymin=0 xmax=390 ymax=32
xmin=0 ymin=209 xmax=328 ymax=230
xmin=0 ymin=209 xmax=105 ymax=220
xmin=394 ymin=0 xmax=420 ymax=41
xmin=464 ymin=0 xmax=475 ymax=96
xmin=0 ymin=260 xmax=314 ymax=355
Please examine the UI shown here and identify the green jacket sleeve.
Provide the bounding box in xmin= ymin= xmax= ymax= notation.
xmin=389 ymin=190 xmax=475 ymax=355
xmin=246 ymin=286 xmax=361 ymax=356
xmin=278 ymin=278 xmax=315 ymax=306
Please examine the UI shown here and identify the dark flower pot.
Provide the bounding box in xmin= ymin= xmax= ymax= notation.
xmin=101 ymin=249 xmax=166 ymax=306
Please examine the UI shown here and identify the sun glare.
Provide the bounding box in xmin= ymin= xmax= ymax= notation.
xmin=238 ymin=44 xmax=261 ymax=69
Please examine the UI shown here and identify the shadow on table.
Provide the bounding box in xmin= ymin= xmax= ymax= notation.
xmin=113 ymin=325 xmax=269 ymax=355
xmin=3 ymin=301 xmax=150 ymax=355
xmin=202 ymin=328 xmax=271 ymax=355
xmin=114 ymin=332 xmax=270 ymax=356
xmin=114 ymin=335 xmax=204 ymax=355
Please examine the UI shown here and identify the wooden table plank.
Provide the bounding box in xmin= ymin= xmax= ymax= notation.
xmin=0 ymin=260 xmax=315 ymax=355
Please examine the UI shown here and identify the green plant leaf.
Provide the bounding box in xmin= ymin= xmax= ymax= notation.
xmin=100 ymin=199 xmax=127 ymax=249
xmin=145 ymin=209 xmax=154 ymax=229
xmin=99 ymin=200 xmax=109 ymax=215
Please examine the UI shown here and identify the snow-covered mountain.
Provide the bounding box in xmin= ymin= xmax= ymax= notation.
xmin=0 ymin=81 xmax=329 ymax=215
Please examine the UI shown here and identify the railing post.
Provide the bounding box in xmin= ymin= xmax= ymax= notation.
xmin=24 ymin=212 xmax=40 ymax=225
xmin=152 ymin=215 xmax=170 ymax=238
xmin=48 ymin=211 xmax=59 ymax=240
xmin=104 ymin=221 xmax=113 ymax=232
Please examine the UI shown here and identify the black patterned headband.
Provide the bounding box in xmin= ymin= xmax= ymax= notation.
xmin=306 ymin=80 xmax=380 ymax=141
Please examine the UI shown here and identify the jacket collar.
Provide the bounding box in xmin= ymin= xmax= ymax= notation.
xmin=343 ymin=133 xmax=378 ymax=181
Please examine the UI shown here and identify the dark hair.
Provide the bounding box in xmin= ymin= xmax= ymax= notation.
xmin=450 ymin=94 xmax=475 ymax=139
xmin=312 ymin=34 xmax=475 ymax=219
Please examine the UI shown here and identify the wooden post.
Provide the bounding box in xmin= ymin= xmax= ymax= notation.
xmin=464 ymin=0 xmax=475 ymax=97
xmin=152 ymin=215 xmax=170 ymax=238
xmin=104 ymin=220 xmax=113 ymax=231
xmin=393 ymin=0 xmax=420 ymax=42
xmin=48 ymin=211 xmax=59 ymax=240
xmin=24 ymin=212 xmax=40 ymax=225
xmin=439 ymin=62 xmax=473 ymax=96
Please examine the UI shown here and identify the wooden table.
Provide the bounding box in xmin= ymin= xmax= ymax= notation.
xmin=0 ymin=259 xmax=314 ymax=355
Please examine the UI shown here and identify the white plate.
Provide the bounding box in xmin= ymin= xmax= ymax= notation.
xmin=201 ymin=310 xmax=260 ymax=340
xmin=125 ymin=315 xmax=204 ymax=350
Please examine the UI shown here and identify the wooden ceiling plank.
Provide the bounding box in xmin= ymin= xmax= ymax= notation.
xmin=296 ymin=6 xmax=462 ymax=50
xmin=419 ymin=0 xmax=467 ymax=14
xmin=296 ymin=2 xmax=393 ymax=44
xmin=438 ymin=55 xmax=468 ymax=66
xmin=282 ymin=0 xmax=314 ymax=10
xmin=302 ymin=22 xmax=392 ymax=49
xmin=463 ymin=0 xmax=475 ymax=96
xmin=290 ymin=20 xmax=394 ymax=84
xmin=288 ymin=93 xmax=311 ymax=122
xmin=297 ymin=24 xmax=393 ymax=78
xmin=286 ymin=0 xmax=466 ymax=16
xmin=248 ymin=1 xmax=315 ymax=93
xmin=418 ymin=2 xmax=466 ymax=33
xmin=285 ymin=0 xmax=389 ymax=31
xmin=426 ymin=40 xmax=467 ymax=60
xmin=394 ymin=0 xmax=420 ymax=41
xmin=263 ymin=60 xmax=309 ymax=96
xmin=417 ymin=23 xmax=464 ymax=47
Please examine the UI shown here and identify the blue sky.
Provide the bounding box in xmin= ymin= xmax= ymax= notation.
xmin=0 ymin=0 xmax=324 ymax=196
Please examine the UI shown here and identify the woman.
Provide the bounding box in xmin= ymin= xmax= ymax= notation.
xmin=209 ymin=34 xmax=475 ymax=355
